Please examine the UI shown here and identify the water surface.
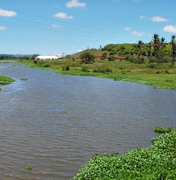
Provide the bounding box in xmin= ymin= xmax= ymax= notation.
xmin=0 ymin=60 xmax=176 ymax=179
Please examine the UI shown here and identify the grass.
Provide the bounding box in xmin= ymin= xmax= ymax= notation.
xmin=18 ymin=59 xmax=176 ymax=91
xmin=74 ymin=127 xmax=176 ymax=180
xmin=0 ymin=76 xmax=15 ymax=91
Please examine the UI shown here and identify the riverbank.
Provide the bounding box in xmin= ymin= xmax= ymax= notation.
xmin=18 ymin=59 xmax=176 ymax=90
xmin=0 ymin=76 xmax=15 ymax=91
xmin=74 ymin=127 xmax=176 ymax=179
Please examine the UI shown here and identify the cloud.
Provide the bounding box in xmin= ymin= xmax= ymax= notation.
xmin=140 ymin=15 xmax=145 ymax=19
xmin=131 ymin=31 xmax=145 ymax=37
xmin=124 ymin=27 xmax=131 ymax=31
xmin=0 ymin=8 xmax=17 ymax=17
xmin=66 ymin=0 xmax=86 ymax=8
xmin=52 ymin=24 xmax=64 ymax=29
xmin=54 ymin=12 xmax=73 ymax=19
xmin=0 ymin=26 xmax=6 ymax=30
xmin=163 ymin=25 xmax=176 ymax=33
xmin=151 ymin=16 xmax=169 ymax=22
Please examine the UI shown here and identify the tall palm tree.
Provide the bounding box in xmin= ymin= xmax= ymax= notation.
xmin=171 ymin=35 xmax=176 ymax=67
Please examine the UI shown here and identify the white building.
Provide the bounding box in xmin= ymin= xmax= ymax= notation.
xmin=35 ymin=53 xmax=65 ymax=60
xmin=35 ymin=55 xmax=59 ymax=60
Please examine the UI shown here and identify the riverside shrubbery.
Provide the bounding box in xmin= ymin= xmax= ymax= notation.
xmin=74 ymin=127 xmax=176 ymax=180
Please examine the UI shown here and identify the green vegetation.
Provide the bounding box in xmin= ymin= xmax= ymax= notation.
xmin=19 ymin=59 xmax=176 ymax=90
xmin=0 ymin=76 xmax=15 ymax=91
xmin=74 ymin=127 xmax=176 ymax=180
xmin=17 ymin=33 xmax=176 ymax=91
xmin=25 ymin=165 xmax=32 ymax=171
xmin=154 ymin=126 xmax=173 ymax=133
xmin=21 ymin=78 xmax=28 ymax=81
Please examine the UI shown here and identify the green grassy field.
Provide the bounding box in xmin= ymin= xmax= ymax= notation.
xmin=19 ymin=58 xmax=176 ymax=90
xmin=0 ymin=76 xmax=15 ymax=91
xmin=74 ymin=127 xmax=176 ymax=180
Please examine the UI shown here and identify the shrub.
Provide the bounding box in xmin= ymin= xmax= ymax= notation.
xmin=102 ymin=52 xmax=108 ymax=57
xmin=93 ymin=67 xmax=112 ymax=73
xmin=108 ymin=56 xmax=115 ymax=61
xmin=81 ymin=66 xmax=88 ymax=72
xmin=62 ymin=65 xmax=70 ymax=71
xmin=80 ymin=52 xmax=94 ymax=64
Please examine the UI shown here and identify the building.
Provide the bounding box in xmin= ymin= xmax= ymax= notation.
xmin=35 ymin=55 xmax=59 ymax=60
xmin=35 ymin=53 xmax=65 ymax=60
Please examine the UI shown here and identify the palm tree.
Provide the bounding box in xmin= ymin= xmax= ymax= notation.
xmin=153 ymin=34 xmax=160 ymax=56
xmin=171 ymin=35 xmax=176 ymax=67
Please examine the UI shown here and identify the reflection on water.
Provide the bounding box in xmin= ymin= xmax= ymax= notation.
xmin=0 ymin=60 xmax=176 ymax=179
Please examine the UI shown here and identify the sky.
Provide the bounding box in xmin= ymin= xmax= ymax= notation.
xmin=0 ymin=0 xmax=176 ymax=55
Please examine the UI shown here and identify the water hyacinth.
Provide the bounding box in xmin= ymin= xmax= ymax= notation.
xmin=74 ymin=127 xmax=176 ymax=180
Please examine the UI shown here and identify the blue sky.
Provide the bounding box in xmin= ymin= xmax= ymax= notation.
xmin=0 ymin=0 xmax=176 ymax=55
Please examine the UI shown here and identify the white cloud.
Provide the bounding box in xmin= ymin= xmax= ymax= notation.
xmin=131 ymin=31 xmax=145 ymax=37
xmin=52 ymin=24 xmax=64 ymax=29
xmin=0 ymin=26 xmax=6 ymax=30
xmin=66 ymin=0 xmax=86 ymax=8
xmin=163 ymin=25 xmax=176 ymax=33
xmin=151 ymin=16 xmax=169 ymax=22
xmin=54 ymin=12 xmax=73 ymax=19
xmin=0 ymin=8 xmax=17 ymax=17
xmin=140 ymin=15 xmax=145 ymax=19
xmin=124 ymin=27 xmax=131 ymax=31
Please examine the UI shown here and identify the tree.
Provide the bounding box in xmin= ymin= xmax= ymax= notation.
xmin=151 ymin=34 xmax=165 ymax=64
xmin=137 ymin=40 xmax=144 ymax=56
xmin=32 ymin=54 xmax=40 ymax=60
xmin=80 ymin=52 xmax=94 ymax=64
xmin=171 ymin=35 xmax=176 ymax=67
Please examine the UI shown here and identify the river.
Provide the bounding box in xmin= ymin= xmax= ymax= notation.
xmin=0 ymin=60 xmax=176 ymax=179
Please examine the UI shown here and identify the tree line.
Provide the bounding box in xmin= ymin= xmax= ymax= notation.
xmin=102 ymin=34 xmax=176 ymax=67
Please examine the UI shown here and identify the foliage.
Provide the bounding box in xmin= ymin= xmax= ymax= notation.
xmin=171 ymin=35 xmax=176 ymax=67
xmin=0 ymin=76 xmax=15 ymax=85
xmin=93 ymin=67 xmax=112 ymax=73
xmin=74 ymin=127 xmax=176 ymax=180
xmin=154 ymin=126 xmax=173 ymax=133
xmin=21 ymin=78 xmax=28 ymax=81
xmin=0 ymin=76 xmax=15 ymax=91
xmin=108 ymin=55 xmax=115 ymax=61
xmin=62 ymin=65 xmax=70 ymax=71
xmin=102 ymin=52 xmax=108 ymax=57
xmin=25 ymin=165 xmax=32 ymax=171
xmin=31 ymin=54 xmax=40 ymax=60
xmin=80 ymin=52 xmax=95 ymax=64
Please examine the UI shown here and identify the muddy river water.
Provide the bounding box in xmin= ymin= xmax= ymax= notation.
xmin=0 ymin=60 xmax=176 ymax=179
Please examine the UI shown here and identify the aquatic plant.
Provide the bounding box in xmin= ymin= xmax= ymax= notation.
xmin=25 ymin=165 xmax=32 ymax=171
xmin=21 ymin=78 xmax=28 ymax=81
xmin=74 ymin=127 xmax=176 ymax=180
xmin=154 ymin=126 xmax=173 ymax=133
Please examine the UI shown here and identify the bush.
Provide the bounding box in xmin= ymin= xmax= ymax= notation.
xmin=146 ymin=63 xmax=158 ymax=69
xmin=80 ymin=52 xmax=94 ymax=64
xmin=81 ymin=66 xmax=88 ymax=72
xmin=93 ymin=67 xmax=112 ymax=73
xmin=102 ymin=52 xmax=108 ymax=57
xmin=62 ymin=65 xmax=70 ymax=71
xmin=108 ymin=56 xmax=115 ymax=61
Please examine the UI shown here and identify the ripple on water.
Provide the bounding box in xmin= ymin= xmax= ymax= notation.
xmin=0 ymin=61 xmax=176 ymax=179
